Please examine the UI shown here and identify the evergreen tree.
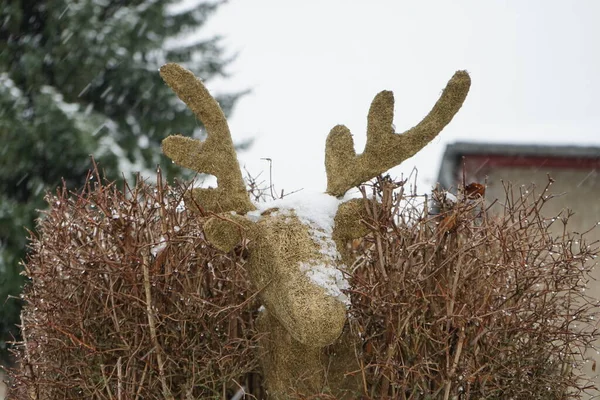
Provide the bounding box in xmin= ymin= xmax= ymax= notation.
xmin=0 ymin=0 xmax=243 ymax=363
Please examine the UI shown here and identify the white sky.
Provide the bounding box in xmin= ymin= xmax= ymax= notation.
xmin=184 ymin=0 xmax=600 ymax=194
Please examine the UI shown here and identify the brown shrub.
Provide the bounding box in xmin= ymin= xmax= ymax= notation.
xmin=348 ymin=177 xmax=599 ymax=399
xmin=5 ymin=171 xmax=599 ymax=400
xmin=6 ymin=167 xmax=263 ymax=399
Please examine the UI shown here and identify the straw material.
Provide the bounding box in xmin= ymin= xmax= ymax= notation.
xmin=160 ymin=64 xmax=255 ymax=214
xmin=205 ymin=211 xmax=349 ymax=396
xmin=257 ymin=310 xmax=324 ymax=399
xmin=205 ymin=212 xmax=348 ymax=347
xmin=325 ymin=71 xmax=471 ymax=197
xmin=333 ymin=198 xmax=371 ymax=264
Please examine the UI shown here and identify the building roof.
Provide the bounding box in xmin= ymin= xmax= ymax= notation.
xmin=437 ymin=142 xmax=600 ymax=189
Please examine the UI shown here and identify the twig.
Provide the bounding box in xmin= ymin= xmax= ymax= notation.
xmin=142 ymin=254 xmax=174 ymax=400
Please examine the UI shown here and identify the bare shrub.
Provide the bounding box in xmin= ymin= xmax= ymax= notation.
xmin=348 ymin=177 xmax=599 ymax=399
xmin=6 ymin=167 xmax=263 ymax=399
xmin=5 ymin=170 xmax=599 ymax=399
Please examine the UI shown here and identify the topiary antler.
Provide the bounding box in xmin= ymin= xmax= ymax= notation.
xmin=325 ymin=71 xmax=471 ymax=197
xmin=159 ymin=63 xmax=255 ymax=214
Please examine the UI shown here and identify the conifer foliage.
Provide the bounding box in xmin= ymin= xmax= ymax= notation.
xmin=0 ymin=0 xmax=241 ymax=363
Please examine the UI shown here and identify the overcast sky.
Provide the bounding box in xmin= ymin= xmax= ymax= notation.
xmin=177 ymin=0 xmax=600 ymax=194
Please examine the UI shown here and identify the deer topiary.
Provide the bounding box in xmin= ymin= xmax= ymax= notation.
xmin=158 ymin=63 xmax=471 ymax=398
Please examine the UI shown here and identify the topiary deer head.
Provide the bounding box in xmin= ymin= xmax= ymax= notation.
xmin=159 ymin=63 xmax=470 ymax=398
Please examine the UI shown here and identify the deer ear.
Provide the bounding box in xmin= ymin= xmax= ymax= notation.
xmin=334 ymin=199 xmax=370 ymax=240
xmin=332 ymin=199 xmax=371 ymax=264
xmin=203 ymin=216 xmax=250 ymax=253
